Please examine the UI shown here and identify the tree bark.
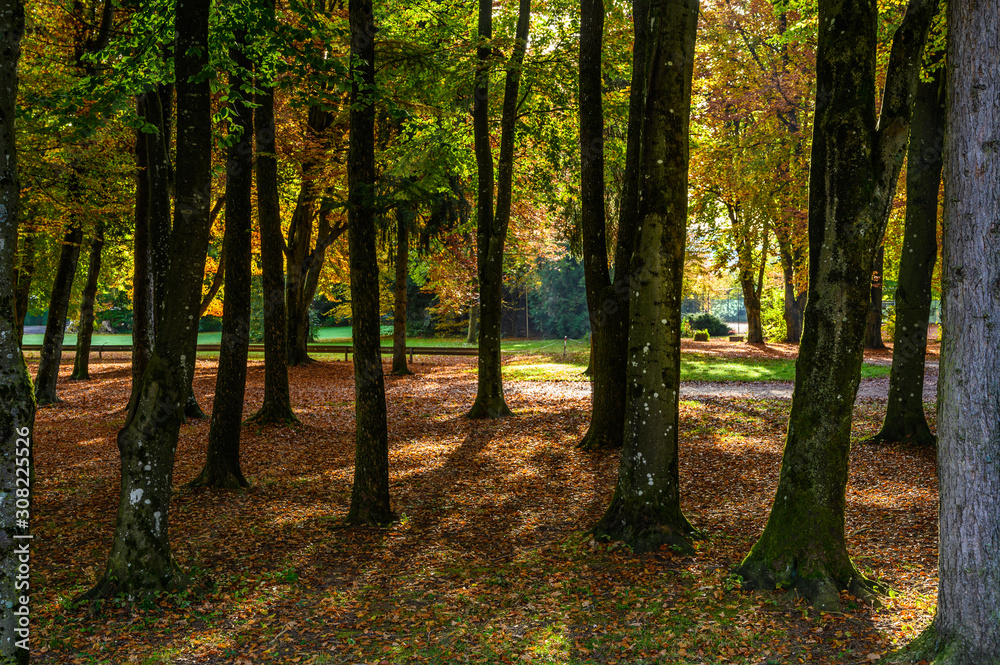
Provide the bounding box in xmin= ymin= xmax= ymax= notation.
xmin=346 ymin=0 xmax=393 ymax=526
xmin=13 ymin=226 xmax=34 ymax=341
xmin=190 ymin=39 xmax=254 ymax=489
xmin=247 ymin=1 xmax=297 ymax=425
xmin=733 ymin=0 xmax=938 ymax=611
xmin=34 ymin=207 xmax=84 ymax=406
xmin=70 ymin=223 xmax=105 ymax=380
xmin=128 ymin=94 xmax=154 ymax=419
xmin=391 ymin=205 xmax=413 ymax=375
xmin=578 ymin=0 xmax=644 ymax=450
xmin=867 ymin=66 xmax=944 ymax=448
xmin=285 ymin=106 xmax=333 ymax=367
xmin=466 ymin=303 xmax=479 ymax=344
xmin=777 ymin=238 xmax=806 ymax=343
xmin=864 ymin=245 xmax=886 ymax=348
xmin=591 ymin=0 xmax=699 ymax=552
xmin=888 ymin=5 xmax=1000 ymax=660
xmin=81 ymin=0 xmax=213 ymax=600
xmin=1 ymin=2 xmax=36 ymax=661
xmin=467 ymin=0 xmax=531 ymax=419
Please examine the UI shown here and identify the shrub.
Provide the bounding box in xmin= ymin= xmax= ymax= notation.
xmin=684 ymin=312 xmax=731 ymax=337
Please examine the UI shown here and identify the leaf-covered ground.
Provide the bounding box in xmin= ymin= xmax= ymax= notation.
xmin=27 ymin=350 xmax=938 ymax=664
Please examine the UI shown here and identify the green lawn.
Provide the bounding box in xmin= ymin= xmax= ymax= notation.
xmin=498 ymin=357 xmax=891 ymax=382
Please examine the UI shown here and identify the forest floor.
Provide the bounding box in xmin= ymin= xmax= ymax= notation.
xmin=27 ymin=342 xmax=939 ymax=664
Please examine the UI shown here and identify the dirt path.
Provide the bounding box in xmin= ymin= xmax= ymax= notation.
xmin=504 ymin=365 xmax=938 ymax=403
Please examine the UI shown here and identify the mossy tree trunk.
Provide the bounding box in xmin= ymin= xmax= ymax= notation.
xmin=577 ymin=0 xmax=643 ymax=450
xmin=391 ymin=205 xmax=413 ymax=376
xmin=345 ymin=0 xmax=393 ymax=526
xmin=190 ymin=40 xmax=253 ymax=490
xmin=81 ymin=0 xmax=212 ymax=600
xmin=70 ymin=224 xmax=105 ymax=381
xmin=248 ymin=1 xmax=297 ymax=425
xmin=592 ymin=0 xmax=699 ymax=553
xmin=888 ymin=7 xmax=1000 ymax=660
xmin=1 ymin=3 xmax=36 ymax=661
xmin=868 ymin=66 xmax=944 ymax=448
xmin=864 ymin=246 xmax=886 ymax=349
xmin=733 ymin=0 xmax=938 ymax=610
xmin=34 ymin=207 xmax=83 ymax=406
xmin=468 ymin=0 xmax=530 ymax=419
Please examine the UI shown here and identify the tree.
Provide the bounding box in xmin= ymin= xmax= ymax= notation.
xmin=888 ymin=4 xmax=1000 ymax=660
xmin=577 ymin=0 xmax=642 ymax=449
xmin=591 ymin=0 xmax=699 ymax=552
xmin=70 ymin=223 xmax=106 ymax=380
xmin=1 ymin=1 xmax=37 ymax=661
xmin=33 ymin=211 xmax=83 ymax=405
xmin=866 ymin=63 xmax=944 ymax=447
xmin=467 ymin=0 xmax=531 ymax=419
xmin=81 ymin=0 xmax=213 ymax=599
xmin=345 ymin=0 xmax=392 ymax=526
xmin=247 ymin=0 xmax=297 ymax=425
xmin=189 ymin=35 xmax=254 ymax=490
xmin=864 ymin=245 xmax=886 ymax=348
xmin=733 ymin=0 xmax=938 ymax=609
xmin=391 ymin=205 xmax=415 ymax=375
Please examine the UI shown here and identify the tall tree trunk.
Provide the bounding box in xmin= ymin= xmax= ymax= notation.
xmin=346 ymin=0 xmax=392 ymax=526
xmin=466 ymin=303 xmax=479 ymax=344
xmin=13 ymin=225 xmax=35 ymax=340
xmin=190 ymin=39 xmax=254 ymax=489
xmin=0 ymin=3 xmax=37 ymax=662
xmin=890 ymin=7 xmax=1000 ymax=660
xmin=128 ymin=94 xmax=154 ymax=419
xmin=467 ymin=0 xmax=531 ymax=419
xmin=733 ymin=0 xmax=938 ymax=611
xmin=578 ymin=0 xmax=644 ymax=450
xmin=777 ymin=238 xmax=806 ymax=343
xmin=34 ymin=209 xmax=84 ymax=406
xmin=70 ymin=223 xmax=105 ymax=380
xmin=868 ymin=66 xmax=944 ymax=448
xmin=81 ymin=0 xmax=212 ymax=600
xmin=285 ymin=106 xmax=333 ymax=367
xmin=864 ymin=245 xmax=886 ymax=348
xmin=248 ymin=0 xmax=296 ymax=424
xmin=129 ymin=87 xmax=173 ymax=421
xmin=592 ymin=0 xmax=699 ymax=552
xmin=392 ymin=205 xmax=413 ymax=375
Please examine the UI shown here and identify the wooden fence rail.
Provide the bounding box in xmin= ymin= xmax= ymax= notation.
xmin=21 ymin=343 xmax=480 ymax=362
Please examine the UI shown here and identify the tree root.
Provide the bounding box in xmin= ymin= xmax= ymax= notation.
xmin=733 ymin=556 xmax=890 ymax=612
xmin=467 ymin=395 xmax=512 ymax=419
xmin=245 ymin=405 xmax=300 ymax=426
xmin=577 ymin=426 xmax=623 ymax=451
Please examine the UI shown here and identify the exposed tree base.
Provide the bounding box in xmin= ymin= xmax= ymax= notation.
xmin=391 ymin=366 xmax=413 ymax=376
xmin=69 ymin=372 xmax=91 ymax=381
xmin=245 ymin=405 xmax=300 ymax=426
xmin=861 ymin=423 xmax=936 ymax=448
xmin=34 ymin=391 xmax=63 ymax=407
xmin=592 ymin=499 xmax=698 ymax=555
xmin=881 ymin=623 xmax=987 ymax=665
xmin=185 ymin=394 xmax=208 ymax=420
xmin=287 ymin=350 xmax=316 ymax=367
xmin=577 ymin=425 xmax=622 ymax=451
xmin=733 ymin=554 xmax=889 ymax=612
xmin=345 ymin=506 xmax=396 ymax=527
xmin=186 ymin=466 xmax=250 ymax=490
xmin=466 ymin=395 xmax=513 ymax=419
xmin=74 ymin=566 xmax=191 ymax=613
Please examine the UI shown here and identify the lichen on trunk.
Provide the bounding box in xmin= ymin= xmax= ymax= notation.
xmin=592 ymin=0 xmax=699 ymax=553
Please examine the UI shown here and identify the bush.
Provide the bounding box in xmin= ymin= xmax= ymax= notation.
xmin=684 ymin=312 xmax=731 ymax=337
